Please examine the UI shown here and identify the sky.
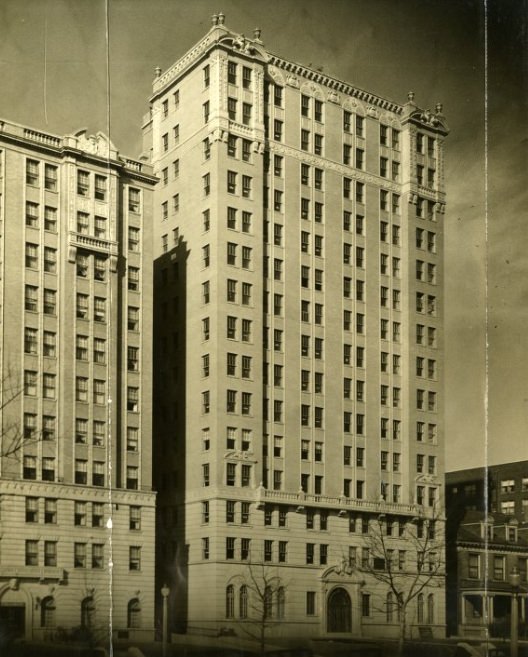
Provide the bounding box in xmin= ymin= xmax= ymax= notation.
xmin=0 ymin=0 xmax=526 ymax=472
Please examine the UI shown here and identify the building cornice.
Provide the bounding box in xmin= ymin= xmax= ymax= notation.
xmin=0 ymin=478 xmax=156 ymax=506
xmin=149 ymin=19 xmax=448 ymax=134
xmin=457 ymin=539 xmax=528 ymax=554
xmin=0 ymin=119 xmax=157 ymax=184
xmin=267 ymin=54 xmax=402 ymax=115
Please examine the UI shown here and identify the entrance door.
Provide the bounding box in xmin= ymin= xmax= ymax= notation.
xmin=0 ymin=604 xmax=25 ymax=641
xmin=327 ymin=587 xmax=351 ymax=633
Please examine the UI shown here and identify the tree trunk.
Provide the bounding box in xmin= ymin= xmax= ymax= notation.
xmin=398 ymin=609 xmax=406 ymax=657
xmin=260 ymin=617 xmax=266 ymax=657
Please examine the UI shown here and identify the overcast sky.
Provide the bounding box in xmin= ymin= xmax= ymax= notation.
xmin=0 ymin=0 xmax=526 ymax=472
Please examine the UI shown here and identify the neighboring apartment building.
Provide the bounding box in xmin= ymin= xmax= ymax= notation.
xmin=0 ymin=119 xmax=157 ymax=642
xmin=446 ymin=460 xmax=528 ymax=522
xmin=145 ymin=14 xmax=448 ymax=639
xmin=445 ymin=461 xmax=528 ymax=636
xmin=446 ymin=510 xmax=528 ymax=638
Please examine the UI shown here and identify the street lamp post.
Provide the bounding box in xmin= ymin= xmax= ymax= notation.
xmin=161 ymin=583 xmax=170 ymax=657
xmin=510 ymin=566 xmax=521 ymax=657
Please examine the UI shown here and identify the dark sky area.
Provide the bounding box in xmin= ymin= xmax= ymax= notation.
xmin=0 ymin=0 xmax=526 ymax=471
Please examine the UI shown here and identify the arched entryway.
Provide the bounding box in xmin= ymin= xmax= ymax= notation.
xmin=327 ymin=587 xmax=352 ymax=633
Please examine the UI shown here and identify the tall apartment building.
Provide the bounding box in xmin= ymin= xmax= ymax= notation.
xmin=146 ymin=14 xmax=448 ymax=639
xmin=0 ymin=119 xmax=156 ymax=642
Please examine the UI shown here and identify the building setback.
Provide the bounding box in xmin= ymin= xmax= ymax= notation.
xmin=0 ymin=119 xmax=157 ymax=642
xmin=145 ymin=14 xmax=448 ymax=640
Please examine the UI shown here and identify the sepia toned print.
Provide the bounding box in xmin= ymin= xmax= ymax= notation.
xmin=0 ymin=1 xmax=526 ymax=656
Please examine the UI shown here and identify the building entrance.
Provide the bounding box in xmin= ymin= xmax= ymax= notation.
xmin=0 ymin=604 xmax=25 ymax=640
xmin=327 ymin=587 xmax=351 ymax=633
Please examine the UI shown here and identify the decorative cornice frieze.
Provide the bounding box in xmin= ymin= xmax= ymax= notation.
xmin=267 ymin=141 xmax=403 ymax=192
xmin=267 ymin=54 xmax=403 ymax=115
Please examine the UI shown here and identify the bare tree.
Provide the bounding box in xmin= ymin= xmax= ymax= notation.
xmin=0 ymin=365 xmax=57 ymax=458
xmin=0 ymin=364 xmax=30 ymax=458
xmin=361 ymin=506 xmax=445 ymax=656
xmin=234 ymin=561 xmax=287 ymax=657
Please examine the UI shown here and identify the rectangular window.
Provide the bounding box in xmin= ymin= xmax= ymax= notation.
xmin=93 ymin=379 xmax=105 ymax=405
xmin=313 ymin=99 xmax=323 ymax=122
xmin=301 ymin=129 xmax=310 ymax=152
xmin=227 ymin=97 xmax=237 ymax=120
xmin=227 ymin=61 xmax=237 ymax=84
xmin=306 ymin=591 xmax=316 ymax=616
xmin=301 ymin=94 xmax=310 ymax=117
xmin=242 ymin=66 xmax=252 ymax=89
xmin=493 ymin=555 xmax=505 ymax=581
xmin=126 ymin=266 xmax=139 ymax=291
xmin=92 ymin=460 xmax=105 ymax=486
xmin=94 ymin=175 xmax=107 ymax=201
xmin=26 ymin=201 xmax=39 ymax=227
xmin=129 ymin=546 xmax=141 ymax=571
xmin=26 ymin=159 xmax=40 ymax=185
xmin=314 ymin=133 xmax=323 ymax=155
xmin=25 ymin=242 xmax=39 ymax=269
xmin=242 ymin=103 xmax=252 ymax=126
xmin=227 ymin=170 xmax=237 ymax=194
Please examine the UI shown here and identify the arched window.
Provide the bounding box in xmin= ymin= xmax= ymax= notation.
xmin=239 ymin=585 xmax=248 ymax=619
xmin=81 ymin=596 xmax=96 ymax=629
xmin=427 ymin=593 xmax=434 ymax=624
xmin=276 ymin=587 xmax=285 ymax=620
xmin=128 ymin=598 xmax=141 ymax=628
xmin=264 ymin=586 xmax=273 ymax=620
xmin=386 ymin=592 xmax=393 ymax=622
xmin=41 ymin=596 xmax=56 ymax=628
xmin=417 ymin=593 xmax=424 ymax=624
xmin=226 ymin=585 xmax=234 ymax=618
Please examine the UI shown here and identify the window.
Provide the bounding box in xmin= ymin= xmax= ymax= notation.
xmin=126 ymin=545 xmax=141 ymax=571
xmin=25 ymin=201 xmax=39 ymax=227
xmin=242 ymin=103 xmax=252 ymax=126
xmin=314 ymin=133 xmax=323 ymax=155
xmin=356 ymin=148 xmax=364 ymax=169
xmin=25 ymin=497 xmax=38 ymax=523
xmin=124 ymin=426 xmax=138 ymax=452
xmin=90 ymin=543 xmax=104 ymax=569
xmin=343 ymin=177 xmax=352 ymax=199
xmin=239 ymin=138 xmax=251 ymax=162
xmin=25 ymin=242 xmax=39 ymax=269
xmin=295 ymin=230 xmax=308 ymax=256
xmin=228 ymin=97 xmax=237 ymax=120
xmin=274 ymin=119 xmax=283 ymax=141
xmin=26 ymin=158 xmax=40 ymax=185
xmin=41 ymin=207 xmax=57 ymax=234
xmin=301 ymin=300 xmax=310 ymax=323
xmin=40 ymin=414 xmax=55 ymax=442
xmin=343 ymin=144 xmax=351 ymax=165
xmin=242 ymin=66 xmax=252 ymax=89
xmin=300 ymin=128 xmax=310 ymax=152
xmin=227 ymin=170 xmax=237 ymax=194
xmin=24 ymin=539 xmax=39 ymax=566
xmin=493 ymin=555 xmax=505 ymax=580
xmin=227 ymin=60 xmax=237 ymax=84
xmin=227 ymin=134 xmax=238 ymax=158
xmin=94 ymin=175 xmax=107 ymax=201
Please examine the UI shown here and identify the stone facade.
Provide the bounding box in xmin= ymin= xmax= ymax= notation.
xmin=0 ymin=120 xmax=157 ymax=642
xmin=146 ymin=14 xmax=448 ymax=641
